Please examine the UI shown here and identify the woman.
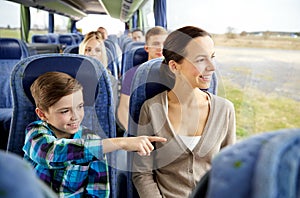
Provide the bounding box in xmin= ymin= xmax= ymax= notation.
xmin=79 ymin=31 xmax=118 ymax=112
xmin=132 ymin=26 xmax=236 ymax=198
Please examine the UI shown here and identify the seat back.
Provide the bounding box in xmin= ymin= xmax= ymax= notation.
xmin=106 ymin=48 xmax=118 ymax=79
xmin=122 ymin=45 xmax=148 ymax=75
xmin=0 ymin=38 xmax=29 ymax=150
xmin=57 ymin=34 xmax=77 ymax=46
xmin=47 ymin=33 xmax=58 ymax=43
xmin=31 ymin=34 xmax=51 ymax=43
xmin=199 ymin=128 xmax=300 ymax=198
xmin=105 ymin=39 xmax=121 ymax=75
xmin=7 ymin=53 xmax=118 ymax=198
xmin=121 ymin=42 xmax=148 ymax=75
xmin=126 ymin=58 xmax=218 ymax=198
xmin=63 ymin=45 xmax=79 ymax=54
xmin=0 ymin=38 xmax=29 ymax=108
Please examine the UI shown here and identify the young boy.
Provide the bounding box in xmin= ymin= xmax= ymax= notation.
xmin=23 ymin=71 xmax=166 ymax=197
xmin=117 ymin=26 xmax=168 ymax=131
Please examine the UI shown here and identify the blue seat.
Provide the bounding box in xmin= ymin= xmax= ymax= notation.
xmin=122 ymin=46 xmax=148 ymax=76
xmin=63 ymin=44 xmax=79 ymax=54
xmin=191 ymin=128 xmax=300 ymax=198
xmin=31 ymin=34 xmax=51 ymax=43
xmin=121 ymin=42 xmax=146 ymax=76
xmin=0 ymin=38 xmax=29 ymax=150
xmin=0 ymin=150 xmax=57 ymax=197
xmin=105 ymin=39 xmax=121 ymax=76
xmin=57 ymin=34 xmax=77 ymax=46
xmin=7 ymin=53 xmax=118 ymax=198
xmin=108 ymin=34 xmax=119 ymax=44
xmin=47 ymin=33 xmax=58 ymax=43
xmin=71 ymin=33 xmax=82 ymax=44
xmin=120 ymin=37 xmax=132 ymax=52
xmin=106 ymin=48 xmax=118 ymax=79
xmin=126 ymin=58 xmax=218 ymax=198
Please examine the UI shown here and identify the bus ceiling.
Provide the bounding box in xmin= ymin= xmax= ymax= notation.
xmin=7 ymin=0 xmax=148 ymax=22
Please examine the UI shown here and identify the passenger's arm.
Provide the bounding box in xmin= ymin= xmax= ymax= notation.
xmin=102 ymin=136 xmax=166 ymax=155
xmin=117 ymin=93 xmax=130 ymax=131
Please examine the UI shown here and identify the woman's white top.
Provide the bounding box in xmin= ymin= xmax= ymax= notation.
xmin=178 ymin=135 xmax=201 ymax=151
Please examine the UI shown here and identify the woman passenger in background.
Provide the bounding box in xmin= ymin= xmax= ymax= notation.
xmin=79 ymin=31 xmax=118 ymax=112
xmin=132 ymin=26 xmax=236 ymax=198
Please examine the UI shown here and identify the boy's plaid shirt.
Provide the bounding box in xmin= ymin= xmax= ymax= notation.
xmin=23 ymin=120 xmax=110 ymax=197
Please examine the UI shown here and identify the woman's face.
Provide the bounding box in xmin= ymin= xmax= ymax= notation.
xmin=84 ymin=38 xmax=103 ymax=61
xmin=177 ymin=35 xmax=216 ymax=89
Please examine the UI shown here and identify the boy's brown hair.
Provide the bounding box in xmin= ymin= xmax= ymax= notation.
xmin=30 ymin=72 xmax=83 ymax=112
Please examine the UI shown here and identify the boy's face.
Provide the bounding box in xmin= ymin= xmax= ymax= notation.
xmin=40 ymin=90 xmax=84 ymax=138
xmin=145 ymin=34 xmax=167 ymax=60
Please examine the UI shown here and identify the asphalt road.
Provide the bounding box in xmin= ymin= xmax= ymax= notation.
xmin=214 ymin=46 xmax=300 ymax=101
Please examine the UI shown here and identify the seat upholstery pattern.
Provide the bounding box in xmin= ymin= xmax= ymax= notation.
xmin=7 ymin=53 xmax=118 ymax=198
xmin=0 ymin=38 xmax=29 ymax=149
xmin=206 ymin=128 xmax=300 ymax=198
xmin=121 ymin=42 xmax=146 ymax=75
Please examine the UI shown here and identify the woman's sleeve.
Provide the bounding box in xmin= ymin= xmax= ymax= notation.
xmin=132 ymin=101 xmax=162 ymax=198
xmin=222 ymin=101 xmax=236 ymax=147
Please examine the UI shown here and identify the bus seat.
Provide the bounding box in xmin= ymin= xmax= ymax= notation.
xmin=126 ymin=58 xmax=218 ymax=198
xmin=105 ymin=39 xmax=121 ymax=75
xmin=71 ymin=33 xmax=82 ymax=44
xmin=63 ymin=45 xmax=79 ymax=54
xmin=47 ymin=33 xmax=58 ymax=43
xmin=0 ymin=150 xmax=57 ymax=198
xmin=57 ymin=34 xmax=77 ymax=46
xmin=31 ymin=34 xmax=51 ymax=43
xmin=108 ymin=34 xmax=119 ymax=44
xmin=120 ymin=37 xmax=132 ymax=52
xmin=0 ymin=38 xmax=29 ymax=150
xmin=7 ymin=53 xmax=119 ymax=198
xmin=106 ymin=48 xmax=118 ymax=79
xmin=191 ymin=128 xmax=300 ymax=198
xmin=121 ymin=45 xmax=147 ymax=76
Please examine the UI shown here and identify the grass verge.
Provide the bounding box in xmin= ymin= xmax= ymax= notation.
xmin=219 ymin=78 xmax=300 ymax=140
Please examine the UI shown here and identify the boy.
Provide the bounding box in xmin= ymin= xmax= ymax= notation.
xmin=117 ymin=26 xmax=168 ymax=131
xmin=23 ymin=71 xmax=166 ymax=197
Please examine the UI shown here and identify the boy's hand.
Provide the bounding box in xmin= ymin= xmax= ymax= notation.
xmin=102 ymin=136 xmax=167 ymax=155
xmin=124 ymin=136 xmax=167 ymax=156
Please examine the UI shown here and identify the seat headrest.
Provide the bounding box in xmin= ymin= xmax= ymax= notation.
xmin=31 ymin=35 xmax=51 ymax=43
xmin=0 ymin=38 xmax=24 ymax=59
xmin=133 ymin=47 xmax=148 ymax=66
xmin=58 ymin=34 xmax=76 ymax=46
xmin=22 ymin=55 xmax=100 ymax=106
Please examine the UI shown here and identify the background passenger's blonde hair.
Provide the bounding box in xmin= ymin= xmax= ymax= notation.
xmin=79 ymin=31 xmax=108 ymax=68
